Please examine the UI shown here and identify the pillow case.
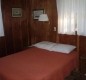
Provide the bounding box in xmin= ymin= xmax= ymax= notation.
xmin=33 ymin=41 xmax=56 ymax=51
xmin=51 ymin=43 xmax=76 ymax=54
xmin=33 ymin=41 xmax=76 ymax=54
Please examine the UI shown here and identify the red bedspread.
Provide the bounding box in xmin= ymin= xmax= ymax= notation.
xmin=0 ymin=47 xmax=78 ymax=80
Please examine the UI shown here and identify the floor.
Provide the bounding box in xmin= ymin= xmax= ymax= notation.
xmin=65 ymin=71 xmax=86 ymax=80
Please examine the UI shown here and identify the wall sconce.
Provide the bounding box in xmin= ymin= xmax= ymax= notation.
xmin=38 ymin=14 xmax=49 ymax=21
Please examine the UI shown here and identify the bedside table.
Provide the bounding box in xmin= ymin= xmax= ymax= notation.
xmin=80 ymin=54 xmax=86 ymax=76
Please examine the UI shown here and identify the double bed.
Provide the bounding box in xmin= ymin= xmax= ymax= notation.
xmin=0 ymin=42 xmax=79 ymax=80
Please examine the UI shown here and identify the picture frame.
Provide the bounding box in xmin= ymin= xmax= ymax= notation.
xmin=33 ymin=9 xmax=44 ymax=19
xmin=12 ymin=8 xmax=22 ymax=17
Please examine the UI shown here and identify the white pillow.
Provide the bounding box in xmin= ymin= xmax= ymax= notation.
xmin=33 ymin=41 xmax=56 ymax=51
xmin=51 ymin=43 xmax=76 ymax=54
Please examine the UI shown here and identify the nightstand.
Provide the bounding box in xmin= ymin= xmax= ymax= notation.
xmin=80 ymin=54 xmax=86 ymax=76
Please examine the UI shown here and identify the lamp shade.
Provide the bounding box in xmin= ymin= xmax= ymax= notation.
xmin=38 ymin=14 xmax=49 ymax=21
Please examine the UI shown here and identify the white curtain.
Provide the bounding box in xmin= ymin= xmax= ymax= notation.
xmin=0 ymin=0 xmax=4 ymax=37
xmin=56 ymin=0 xmax=86 ymax=36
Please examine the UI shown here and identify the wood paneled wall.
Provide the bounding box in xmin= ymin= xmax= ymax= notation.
xmin=29 ymin=0 xmax=57 ymax=44
xmin=79 ymin=36 xmax=86 ymax=55
xmin=0 ymin=0 xmax=30 ymax=57
xmin=0 ymin=37 xmax=6 ymax=57
xmin=58 ymin=34 xmax=77 ymax=46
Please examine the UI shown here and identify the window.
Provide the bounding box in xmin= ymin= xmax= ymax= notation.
xmin=56 ymin=0 xmax=86 ymax=36
xmin=0 ymin=0 xmax=4 ymax=37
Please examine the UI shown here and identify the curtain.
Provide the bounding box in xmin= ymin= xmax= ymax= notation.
xmin=0 ymin=0 xmax=4 ymax=37
xmin=56 ymin=0 xmax=86 ymax=36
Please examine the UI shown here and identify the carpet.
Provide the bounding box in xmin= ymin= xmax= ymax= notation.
xmin=65 ymin=71 xmax=86 ymax=80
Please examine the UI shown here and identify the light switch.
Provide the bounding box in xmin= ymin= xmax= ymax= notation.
xmin=54 ymin=27 xmax=56 ymax=31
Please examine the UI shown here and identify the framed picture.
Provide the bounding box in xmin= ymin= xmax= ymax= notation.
xmin=12 ymin=8 xmax=22 ymax=17
xmin=33 ymin=9 xmax=44 ymax=19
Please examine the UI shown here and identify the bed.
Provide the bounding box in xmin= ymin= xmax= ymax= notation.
xmin=0 ymin=42 xmax=79 ymax=80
